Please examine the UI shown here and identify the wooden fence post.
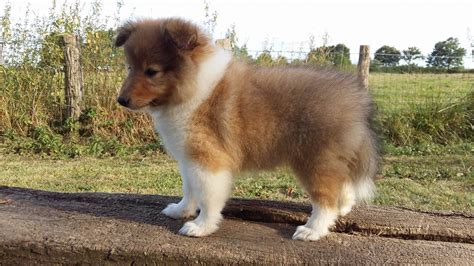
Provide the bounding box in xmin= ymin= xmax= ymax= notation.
xmin=63 ymin=34 xmax=83 ymax=121
xmin=358 ymin=45 xmax=370 ymax=90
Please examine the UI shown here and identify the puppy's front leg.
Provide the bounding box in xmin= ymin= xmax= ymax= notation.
xmin=162 ymin=164 xmax=198 ymax=219
xmin=178 ymin=163 xmax=233 ymax=237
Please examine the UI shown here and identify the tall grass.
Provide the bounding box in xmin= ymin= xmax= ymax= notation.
xmin=377 ymin=92 xmax=473 ymax=146
xmin=1 ymin=1 xmax=155 ymax=151
xmin=370 ymin=73 xmax=473 ymax=145
xmin=1 ymin=1 xmax=472 ymax=157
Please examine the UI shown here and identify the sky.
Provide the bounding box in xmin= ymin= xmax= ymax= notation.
xmin=2 ymin=0 xmax=474 ymax=66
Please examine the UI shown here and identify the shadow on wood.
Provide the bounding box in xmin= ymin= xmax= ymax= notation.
xmin=0 ymin=186 xmax=472 ymax=264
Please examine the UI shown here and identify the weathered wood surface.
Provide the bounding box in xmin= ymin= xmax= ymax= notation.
xmin=0 ymin=186 xmax=472 ymax=264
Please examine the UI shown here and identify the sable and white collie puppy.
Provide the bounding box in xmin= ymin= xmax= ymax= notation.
xmin=115 ymin=18 xmax=379 ymax=241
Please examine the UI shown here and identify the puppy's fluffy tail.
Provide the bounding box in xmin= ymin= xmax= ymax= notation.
xmin=352 ymin=130 xmax=380 ymax=203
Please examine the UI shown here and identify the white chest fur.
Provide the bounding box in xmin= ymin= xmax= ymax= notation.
xmin=150 ymin=48 xmax=232 ymax=161
xmin=152 ymin=109 xmax=188 ymax=159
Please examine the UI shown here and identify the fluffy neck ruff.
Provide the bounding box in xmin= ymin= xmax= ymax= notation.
xmin=154 ymin=47 xmax=231 ymax=116
xmin=150 ymin=48 xmax=232 ymax=159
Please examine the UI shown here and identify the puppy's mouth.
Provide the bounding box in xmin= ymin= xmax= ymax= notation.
xmin=125 ymin=99 xmax=162 ymax=112
xmin=149 ymin=98 xmax=163 ymax=107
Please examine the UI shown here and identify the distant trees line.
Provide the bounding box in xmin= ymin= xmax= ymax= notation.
xmin=226 ymin=31 xmax=469 ymax=73
xmin=372 ymin=37 xmax=467 ymax=71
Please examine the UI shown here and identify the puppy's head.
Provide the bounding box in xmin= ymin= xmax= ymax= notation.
xmin=115 ymin=18 xmax=211 ymax=110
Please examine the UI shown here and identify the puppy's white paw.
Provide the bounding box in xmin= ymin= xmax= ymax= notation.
xmin=292 ymin=225 xmax=329 ymax=241
xmin=178 ymin=219 xmax=219 ymax=237
xmin=338 ymin=205 xmax=353 ymax=217
xmin=161 ymin=203 xmax=197 ymax=219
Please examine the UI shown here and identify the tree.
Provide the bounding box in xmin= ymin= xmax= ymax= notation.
xmin=202 ymin=0 xmax=218 ymax=35
xmin=274 ymin=55 xmax=288 ymax=66
xmin=374 ymin=45 xmax=401 ymax=67
xmin=307 ymin=44 xmax=351 ymax=66
xmin=306 ymin=46 xmax=332 ymax=65
xmin=225 ymin=24 xmax=252 ymax=61
xmin=82 ymin=29 xmax=117 ymax=69
xmin=306 ymin=44 xmax=351 ymax=67
xmin=256 ymin=50 xmax=273 ymax=66
xmin=426 ymin=37 xmax=466 ymax=69
xmin=401 ymin=47 xmax=424 ymax=65
xmin=233 ymin=44 xmax=252 ymax=62
xmin=225 ymin=24 xmax=238 ymax=51
xmin=38 ymin=32 xmax=64 ymax=69
xmin=330 ymin=44 xmax=351 ymax=67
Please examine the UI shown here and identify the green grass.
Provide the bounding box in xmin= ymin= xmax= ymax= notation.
xmin=3 ymin=68 xmax=473 ymax=145
xmin=370 ymin=73 xmax=474 ymax=113
xmin=1 ymin=146 xmax=472 ymax=212
xmin=2 ymin=67 xmax=473 ymax=212
xmin=1 ymin=0 xmax=472 ymax=217
xmin=0 ymin=152 xmax=181 ymax=195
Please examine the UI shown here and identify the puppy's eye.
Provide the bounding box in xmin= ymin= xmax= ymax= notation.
xmin=144 ymin=68 xmax=159 ymax=77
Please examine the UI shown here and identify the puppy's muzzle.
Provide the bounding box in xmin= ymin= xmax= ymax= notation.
xmin=117 ymin=97 xmax=130 ymax=107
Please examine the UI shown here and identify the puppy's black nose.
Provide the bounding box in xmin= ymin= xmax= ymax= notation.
xmin=117 ymin=97 xmax=130 ymax=107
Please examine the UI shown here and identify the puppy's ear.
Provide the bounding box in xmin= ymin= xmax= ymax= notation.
xmin=115 ymin=23 xmax=134 ymax=47
xmin=163 ymin=20 xmax=199 ymax=50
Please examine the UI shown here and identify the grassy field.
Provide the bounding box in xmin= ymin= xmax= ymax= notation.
xmin=1 ymin=144 xmax=472 ymax=212
xmin=369 ymin=73 xmax=474 ymax=112
xmin=1 ymin=71 xmax=473 ymax=212
xmin=3 ymin=68 xmax=473 ymax=139
xmin=0 ymin=72 xmax=474 ymax=212
xmin=1 ymin=0 xmax=472 ymax=218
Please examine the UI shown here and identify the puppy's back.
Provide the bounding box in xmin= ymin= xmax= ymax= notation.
xmin=222 ymin=63 xmax=378 ymax=186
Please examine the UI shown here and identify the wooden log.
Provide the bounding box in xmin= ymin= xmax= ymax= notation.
xmin=0 ymin=186 xmax=472 ymax=264
xmin=358 ymin=45 xmax=370 ymax=90
xmin=62 ymin=34 xmax=83 ymax=121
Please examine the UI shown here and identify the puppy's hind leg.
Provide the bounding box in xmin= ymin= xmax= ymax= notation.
xmin=178 ymin=163 xmax=233 ymax=237
xmin=338 ymin=183 xmax=356 ymax=217
xmin=292 ymin=162 xmax=347 ymax=241
xmin=292 ymin=202 xmax=338 ymax=241
xmin=162 ymin=164 xmax=198 ymax=219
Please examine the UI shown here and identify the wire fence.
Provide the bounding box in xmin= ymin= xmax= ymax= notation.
xmin=236 ymin=49 xmax=474 ymax=113
xmin=0 ymin=0 xmax=470 ymax=146
xmin=369 ymin=72 xmax=473 ymax=113
xmin=1 ymin=44 xmax=473 ymax=139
